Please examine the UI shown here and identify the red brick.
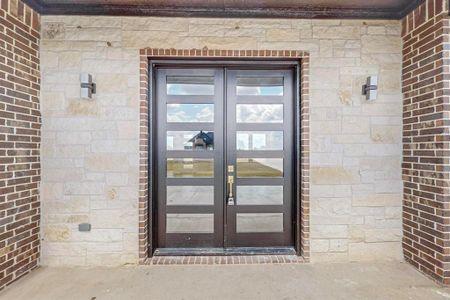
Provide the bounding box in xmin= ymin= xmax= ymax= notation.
xmin=0 ymin=0 xmax=40 ymax=292
xmin=402 ymin=0 xmax=450 ymax=285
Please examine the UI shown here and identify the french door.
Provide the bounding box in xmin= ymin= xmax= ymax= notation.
xmin=155 ymin=64 xmax=294 ymax=252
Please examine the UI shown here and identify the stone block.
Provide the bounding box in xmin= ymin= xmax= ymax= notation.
xmin=371 ymin=125 xmax=401 ymax=144
xmin=312 ymin=225 xmax=348 ymax=239
xmin=367 ymin=26 xmax=386 ymax=35
xmin=41 ymin=182 xmax=63 ymax=200
xmin=311 ymin=240 xmax=329 ymax=252
xmin=311 ymin=185 xmax=352 ymax=198
xmin=266 ymin=29 xmax=300 ymax=42
xmin=122 ymin=17 xmax=188 ymax=31
xmin=313 ymin=26 xmax=360 ymax=40
xmin=352 ymin=193 xmax=402 ymax=207
xmin=329 ymin=239 xmax=349 ymax=252
xmin=117 ymin=121 xmax=138 ymax=139
xmin=58 ymin=51 xmax=82 ymax=70
xmin=42 ymin=22 xmax=65 ymax=40
xmin=311 ymin=120 xmax=342 ymax=135
xmin=311 ymin=252 xmax=349 ymax=262
xmin=310 ymin=68 xmax=339 ymax=89
xmin=66 ymin=99 xmax=98 ymax=116
xmin=364 ymin=229 xmax=402 ymax=243
xmin=342 ymin=116 xmax=370 ymax=134
xmin=348 ymin=242 xmax=402 ymax=261
xmin=188 ymin=24 xmax=231 ymax=37
xmin=63 ymin=182 xmax=105 ymax=195
xmin=379 ymin=64 xmax=401 ymax=94
xmin=44 ymin=225 xmax=71 ymax=241
xmin=56 ymin=131 xmax=92 ymax=145
xmin=43 ymin=197 xmax=90 ymax=214
xmin=311 ymin=167 xmax=360 ymax=185
xmin=361 ymin=35 xmax=401 ymax=54
xmin=96 ymin=73 xmax=129 ymax=93
xmin=85 ymin=154 xmax=129 ymax=172
xmin=65 ymin=27 xmax=121 ymax=42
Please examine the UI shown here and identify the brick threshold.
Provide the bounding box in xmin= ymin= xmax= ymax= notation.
xmin=145 ymin=255 xmax=304 ymax=265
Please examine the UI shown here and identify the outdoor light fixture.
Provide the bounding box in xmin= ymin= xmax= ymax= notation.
xmin=80 ymin=73 xmax=96 ymax=99
xmin=362 ymin=76 xmax=378 ymax=101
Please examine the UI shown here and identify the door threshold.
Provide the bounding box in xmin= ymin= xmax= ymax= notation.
xmin=153 ymin=247 xmax=296 ymax=256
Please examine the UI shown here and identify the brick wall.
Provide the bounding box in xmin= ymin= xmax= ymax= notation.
xmin=402 ymin=0 xmax=450 ymax=284
xmin=0 ymin=0 xmax=40 ymax=290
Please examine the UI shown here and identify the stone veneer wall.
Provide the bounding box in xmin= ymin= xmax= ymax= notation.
xmin=402 ymin=0 xmax=450 ymax=284
xmin=0 ymin=0 xmax=40 ymax=290
xmin=40 ymin=16 xmax=403 ymax=265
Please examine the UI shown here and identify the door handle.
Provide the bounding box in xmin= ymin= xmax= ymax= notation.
xmin=227 ymin=166 xmax=235 ymax=206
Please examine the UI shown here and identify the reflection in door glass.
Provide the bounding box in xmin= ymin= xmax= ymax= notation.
xmin=237 ymin=158 xmax=283 ymax=177
xmin=237 ymin=131 xmax=283 ymax=151
xmin=167 ymin=158 xmax=214 ymax=178
xmin=236 ymin=77 xmax=284 ymax=96
xmin=167 ymin=76 xmax=214 ymax=95
xmin=236 ymin=213 xmax=283 ymax=233
xmin=166 ymin=213 xmax=214 ymax=233
xmin=236 ymin=104 xmax=283 ymax=123
xmin=237 ymin=186 xmax=283 ymax=205
xmin=167 ymin=104 xmax=214 ymax=123
xmin=167 ymin=186 xmax=214 ymax=205
xmin=167 ymin=131 xmax=214 ymax=151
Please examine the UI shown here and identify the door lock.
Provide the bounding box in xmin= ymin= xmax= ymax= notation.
xmin=227 ymin=166 xmax=235 ymax=206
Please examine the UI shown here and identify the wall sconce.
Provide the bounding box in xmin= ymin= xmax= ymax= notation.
xmin=80 ymin=73 xmax=96 ymax=99
xmin=362 ymin=76 xmax=378 ymax=101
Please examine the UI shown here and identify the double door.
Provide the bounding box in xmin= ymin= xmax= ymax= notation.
xmin=156 ymin=66 xmax=294 ymax=251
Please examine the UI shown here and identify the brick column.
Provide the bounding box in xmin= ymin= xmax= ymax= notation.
xmin=402 ymin=0 xmax=450 ymax=284
xmin=0 ymin=0 xmax=40 ymax=290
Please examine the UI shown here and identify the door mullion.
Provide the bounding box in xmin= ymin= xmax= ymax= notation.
xmin=214 ymin=68 xmax=225 ymax=247
xmin=223 ymin=67 xmax=229 ymax=247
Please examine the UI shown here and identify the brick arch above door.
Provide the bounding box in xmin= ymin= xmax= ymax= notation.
xmin=138 ymin=47 xmax=310 ymax=263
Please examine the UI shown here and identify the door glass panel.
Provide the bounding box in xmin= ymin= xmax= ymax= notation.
xmin=167 ymin=159 xmax=213 ymax=178
xmin=237 ymin=131 xmax=283 ymax=151
xmin=236 ymin=77 xmax=284 ymax=96
xmin=236 ymin=104 xmax=283 ymax=123
xmin=167 ymin=76 xmax=214 ymax=95
xmin=167 ymin=131 xmax=214 ymax=151
xmin=167 ymin=104 xmax=214 ymax=123
xmin=167 ymin=186 xmax=214 ymax=206
xmin=236 ymin=213 xmax=283 ymax=233
xmin=237 ymin=186 xmax=283 ymax=205
xmin=237 ymin=158 xmax=283 ymax=177
xmin=166 ymin=213 xmax=214 ymax=233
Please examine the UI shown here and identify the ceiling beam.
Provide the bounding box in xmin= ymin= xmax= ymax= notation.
xmin=23 ymin=0 xmax=426 ymax=20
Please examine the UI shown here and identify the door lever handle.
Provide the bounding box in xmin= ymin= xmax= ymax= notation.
xmin=227 ymin=173 xmax=235 ymax=206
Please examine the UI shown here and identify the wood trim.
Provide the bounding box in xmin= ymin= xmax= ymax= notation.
xmin=23 ymin=0 xmax=425 ymax=19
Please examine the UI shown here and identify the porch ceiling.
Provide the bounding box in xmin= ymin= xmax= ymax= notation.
xmin=24 ymin=0 xmax=424 ymax=19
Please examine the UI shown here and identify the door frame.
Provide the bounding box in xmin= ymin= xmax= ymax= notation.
xmin=147 ymin=58 xmax=303 ymax=257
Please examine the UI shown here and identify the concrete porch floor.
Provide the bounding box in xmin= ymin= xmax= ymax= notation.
xmin=2 ymin=262 xmax=450 ymax=300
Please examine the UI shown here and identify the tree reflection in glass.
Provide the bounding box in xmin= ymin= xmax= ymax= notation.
xmin=167 ymin=131 xmax=214 ymax=151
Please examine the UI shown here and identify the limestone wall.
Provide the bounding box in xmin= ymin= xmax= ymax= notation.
xmin=40 ymin=16 xmax=403 ymax=265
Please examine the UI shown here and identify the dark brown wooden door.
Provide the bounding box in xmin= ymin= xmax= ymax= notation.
xmin=225 ymin=69 xmax=294 ymax=247
xmin=155 ymin=66 xmax=294 ymax=251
